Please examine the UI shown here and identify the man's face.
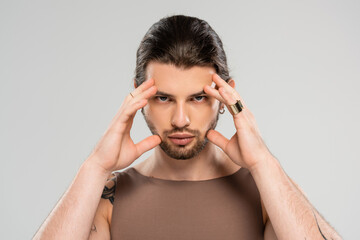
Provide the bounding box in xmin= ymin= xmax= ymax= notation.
xmin=141 ymin=61 xmax=221 ymax=160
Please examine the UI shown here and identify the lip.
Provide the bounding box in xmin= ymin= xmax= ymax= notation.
xmin=168 ymin=133 xmax=194 ymax=138
xmin=169 ymin=136 xmax=194 ymax=145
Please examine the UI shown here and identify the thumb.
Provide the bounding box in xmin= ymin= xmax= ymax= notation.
xmin=206 ymin=129 xmax=229 ymax=153
xmin=135 ymin=134 xmax=162 ymax=157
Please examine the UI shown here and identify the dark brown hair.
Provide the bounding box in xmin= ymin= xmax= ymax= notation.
xmin=134 ymin=14 xmax=231 ymax=86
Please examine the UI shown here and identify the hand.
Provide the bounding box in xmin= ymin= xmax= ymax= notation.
xmin=87 ymin=78 xmax=161 ymax=174
xmin=204 ymin=74 xmax=273 ymax=172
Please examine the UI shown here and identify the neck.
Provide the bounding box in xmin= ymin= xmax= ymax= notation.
xmin=144 ymin=142 xmax=237 ymax=181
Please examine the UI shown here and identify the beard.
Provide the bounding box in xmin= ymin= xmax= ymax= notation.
xmin=141 ymin=108 xmax=220 ymax=160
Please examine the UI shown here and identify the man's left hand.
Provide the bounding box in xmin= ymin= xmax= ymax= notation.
xmin=204 ymin=74 xmax=274 ymax=171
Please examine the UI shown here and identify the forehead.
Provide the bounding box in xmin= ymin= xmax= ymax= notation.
xmin=146 ymin=62 xmax=216 ymax=95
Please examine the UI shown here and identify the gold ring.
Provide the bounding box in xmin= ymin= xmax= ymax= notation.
xmin=228 ymin=100 xmax=243 ymax=115
xmin=129 ymin=92 xmax=134 ymax=98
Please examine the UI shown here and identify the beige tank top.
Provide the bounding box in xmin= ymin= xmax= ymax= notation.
xmin=110 ymin=167 xmax=265 ymax=239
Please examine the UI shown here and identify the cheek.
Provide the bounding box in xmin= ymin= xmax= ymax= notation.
xmin=193 ymin=99 xmax=219 ymax=116
xmin=143 ymin=104 xmax=169 ymax=127
xmin=190 ymin=101 xmax=219 ymax=125
xmin=211 ymin=99 xmax=220 ymax=111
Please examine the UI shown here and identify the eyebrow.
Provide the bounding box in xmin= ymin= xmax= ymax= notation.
xmin=155 ymin=90 xmax=207 ymax=98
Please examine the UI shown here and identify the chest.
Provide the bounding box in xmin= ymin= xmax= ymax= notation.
xmin=110 ymin=181 xmax=264 ymax=240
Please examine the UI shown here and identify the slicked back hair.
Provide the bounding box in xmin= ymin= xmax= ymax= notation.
xmin=134 ymin=14 xmax=232 ymax=86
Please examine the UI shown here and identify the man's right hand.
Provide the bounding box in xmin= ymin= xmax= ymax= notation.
xmin=87 ymin=78 xmax=161 ymax=174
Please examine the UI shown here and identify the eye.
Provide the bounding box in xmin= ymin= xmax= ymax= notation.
xmin=154 ymin=95 xmax=207 ymax=103
xmin=193 ymin=96 xmax=207 ymax=102
xmin=155 ymin=96 xmax=170 ymax=102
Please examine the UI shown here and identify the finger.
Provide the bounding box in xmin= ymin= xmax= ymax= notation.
xmin=135 ymin=134 xmax=162 ymax=157
xmin=110 ymin=79 xmax=154 ymax=127
xmin=109 ymin=98 xmax=148 ymax=133
xmin=124 ymin=85 xmax=157 ymax=118
xmin=212 ymin=74 xmax=236 ymax=94
xmin=219 ymin=87 xmax=237 ymax=105
xmin=211 ymin=74 xmax=247 ymax=108
xmin=131 ymin=78 xmax=155 ymax=97
xmin=118 ymin=85 xmax=157 ymax=124
xmin=206 ymin=129 xmax=229 ymax=153
xmin=203 ymin=85 xmax=226 ymax=103
xmin=219 ymin=87 xmax=250 ymax=118
xmin=123 ymin=82 xmax=157 ymax=122
xmin=121 ymin=98 xmax=148 ymax=121
xmin=131 ymin=85 xmax=157 ymax=103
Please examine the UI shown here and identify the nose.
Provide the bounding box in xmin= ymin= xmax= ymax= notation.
xmin=171 ymin=101 xmax=190 ymax=129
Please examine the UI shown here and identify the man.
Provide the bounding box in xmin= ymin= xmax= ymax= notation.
xmin=33 ymin=15 xmax=341 ymax=240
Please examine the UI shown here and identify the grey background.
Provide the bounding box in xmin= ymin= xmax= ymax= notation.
xmin=1 ymin=0 xmax=358 ymax=239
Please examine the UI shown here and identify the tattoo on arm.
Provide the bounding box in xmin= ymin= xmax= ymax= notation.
xmin=101 ymin=174 xmax=117 ymax=205
xmin=90 ymin=224 xmax=97 ymax=233
xmin=312 ymin=209 xmax=329 ymax=240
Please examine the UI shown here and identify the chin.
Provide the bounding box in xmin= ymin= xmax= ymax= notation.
xmin=159 ymin=137 xmax=209 ymax=160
